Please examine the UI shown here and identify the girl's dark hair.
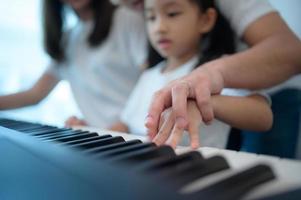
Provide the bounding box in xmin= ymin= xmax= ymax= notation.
xmin=147 ymin=0 xmax=235 ymax=68
xmin=43 ymin=0 xmax=115 ymax=62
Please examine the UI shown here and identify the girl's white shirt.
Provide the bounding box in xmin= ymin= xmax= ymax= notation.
xmin=216 ymin=0 xmax=275 ymax=38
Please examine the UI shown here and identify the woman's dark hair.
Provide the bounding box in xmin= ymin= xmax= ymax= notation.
xmin=147 ymin=0 xmax=235 ymax=68
xmin=43 ymin=0 xmax=115 ymax=62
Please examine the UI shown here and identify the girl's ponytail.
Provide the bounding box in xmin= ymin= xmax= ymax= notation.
xmin=196 ymin=0 xmax=235 ymax=67
xmin=43 ymin=0 xmax=64 ymax=62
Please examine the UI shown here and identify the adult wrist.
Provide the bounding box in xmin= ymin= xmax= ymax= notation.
xmin=200 ymin=59 xmax=225 ymax=95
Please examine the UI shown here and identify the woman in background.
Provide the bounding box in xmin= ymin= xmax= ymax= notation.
xmin=0 ymin=0 xmax=147 ymax=128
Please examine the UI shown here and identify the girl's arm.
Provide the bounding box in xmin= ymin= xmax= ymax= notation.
xmin=212 ymin=94 xmax=273 ymax=131
xmin=0 ymin=72 xmax=59 ymax=110
xmin=109 ymin=121 xmax=129 ymax=133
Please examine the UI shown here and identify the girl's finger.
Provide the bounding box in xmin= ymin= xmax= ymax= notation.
xmin=166 ymin=122 xmax=185 ymax=149
xmin=188 ymin=122 xmax=201 ymax=149
xmin=153 ymin=113 xmax=174 ymax=146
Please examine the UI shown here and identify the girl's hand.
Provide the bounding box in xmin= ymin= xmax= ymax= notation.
xmin=65 ymin=116 xmax=87 ymax=127
xmin=152 ymin=100 xmax=202 ymax=149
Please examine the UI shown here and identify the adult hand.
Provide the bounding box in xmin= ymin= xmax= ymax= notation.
xmin=145 ymin=61 xmax=224 ymax=140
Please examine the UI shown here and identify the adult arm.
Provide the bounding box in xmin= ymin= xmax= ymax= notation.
xmin=146 ymin=12 xmax=301 ymax=139
xmin=218 ymin=12 xmax=301 ymax=89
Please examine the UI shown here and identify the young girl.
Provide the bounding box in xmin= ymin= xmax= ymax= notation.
xmin=0 ymin=0 xmax=147 ymax=128
xmin=110 ymin=0 xmax=273 ymax=149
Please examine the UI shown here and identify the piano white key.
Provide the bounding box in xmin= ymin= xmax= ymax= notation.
xmin=196 ymin=147 xmax=222 ymax=158
xmin=197 ymin=147 xmax=261 ymax=169
xmin=273 ymin=158 xmax=301 ymax=183
xmin=244 ymin=181 xmax=301 ymax=200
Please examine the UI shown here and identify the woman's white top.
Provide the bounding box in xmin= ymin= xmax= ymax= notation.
xmin=47 ymin=7 xmax=147 ymax=128
xmin=121 ymin=56 xmax=267 ymax=148
xmin=216 ymin=0 xmax=275 ymax=38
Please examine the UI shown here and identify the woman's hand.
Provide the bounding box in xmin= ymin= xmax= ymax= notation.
xmin=153 ymin=100 xmax=203 ymax=149
xmin=65 ymin=116 xmax=87 ymax=127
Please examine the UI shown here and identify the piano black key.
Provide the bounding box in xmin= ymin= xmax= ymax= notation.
xmin=20 ymin=125 xmax=55 ymax=132
xmin=0 ymin=122 xmax=18 ymax=128
xmin=96 ymin=143 xmax=156 ymax=158
xmin=24 ymin=126 xmax=61 ymax=134
xmin=29 ymin=128 xmax=72 ymax=136
xmin=0 ymin=119 xmax=27 ymax=126
xmin=13 ymin=123 xmax=45 ymax=131
xmin=140 ymin=151 xmax=204 ymax=172
xmin=1 ymin=123 xmax=30 ymax=129
xmin=1 ymin=118 xmax=33 ymax=124
xmin=84 ymin=139 xmax=142 ymax=154
xmin=111 ymin=145 xmax=176 ymax=163
xmin=3 ymin=123 xmax=44 ymax=130
xmin=189 ymin=164 xmax=275 ymax=200
xmin=49 ymin=132 xmax=99 ymax=143
xmin=256 ymin=187 xmax=301 ymax=200
xmin=22 ymin=127 xmax=55 ymax=134
xmin=35 ymin=130 xmax=81 ymax=139
xmin=163 ymin=156 xmax=230 ymax=188
xmin=13 ymin=124 xmax=45 ymax=132
xmin=63 ymin=135 xmax=112 ymax=145
xmin=41 ymin=131 xmax=89 ymax=140
xmin=0 ymin=118 xmax=16 ymax=124
xmin=69 ymin=136 xmax=124 ymax=149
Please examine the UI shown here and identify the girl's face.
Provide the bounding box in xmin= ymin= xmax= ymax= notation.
xmin=61 ymin=0 xmax=91 ymax=13
xmin=145 ymin=0 xmax=213 ymax=59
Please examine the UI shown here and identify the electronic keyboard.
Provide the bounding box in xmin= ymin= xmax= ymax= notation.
xmin=0 ymin=118 xmax=301 ymax=200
